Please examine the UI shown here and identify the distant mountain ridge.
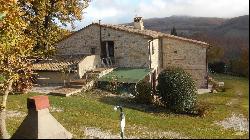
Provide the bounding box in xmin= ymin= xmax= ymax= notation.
xmin=127 ymin=15 xmax=228 ymax=35
xmin=126 ymin=15 xmax=249 ymax=60
xmin=126 ymin=15 xmax=249 ymax=39
xmin=209 ymin=15 xmax=249 ymax=40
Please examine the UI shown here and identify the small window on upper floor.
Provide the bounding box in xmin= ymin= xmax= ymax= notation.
xmin=91 ymin=48 xmax=96 ymax=55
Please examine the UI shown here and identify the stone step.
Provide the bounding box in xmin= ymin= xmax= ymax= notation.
xmin=88 ymin=73 xmax=99 ymax=77
xmin=69 ymin=83 xmax=85 ymax=88
xmin=86 ymin=70 xmax=101 ymax=74
xmin=70 ymin=83 xmax=86 ymax=86
xmin=49 ymin=88 xmax=82 ymax=97
xmin=70 ymin=80 xmax=87 ymax=85
xmin=95 ymin=68 xmax=108 ymax=71
xmin=89 ymin=70 xmax=102 ymax=74
xmin=83 ymin=73 xmax=100 ymax=80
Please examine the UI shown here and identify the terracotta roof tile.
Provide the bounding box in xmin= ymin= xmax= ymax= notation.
xmin=91 ymin=23 xmax=210 ymax=47
xmin=32 ymin=55 xmax=86 ymax=71
xmin=98 ymin=23 xmax=160 ymax=38
xmin=58 ymin=22 xmax=210 ymax=47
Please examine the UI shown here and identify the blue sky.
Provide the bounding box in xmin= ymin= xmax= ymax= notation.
xmin=68 ymin=0 xmax=249 ymax=30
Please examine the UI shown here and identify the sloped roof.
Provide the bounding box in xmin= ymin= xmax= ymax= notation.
xmin=32 ymin=55 xmax=86 ymax=72
xmin=91 ymin=23 xmax=210 ymax=47
xmin=58 ymin=22 xmax=210 ymax=47
xmin=96 ymin=23 xmax=160 ymax=38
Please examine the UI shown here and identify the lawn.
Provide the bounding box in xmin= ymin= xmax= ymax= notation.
xmin=5 ymin=74 xmax=249 ymax=139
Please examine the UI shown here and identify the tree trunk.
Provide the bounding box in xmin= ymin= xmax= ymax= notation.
xmin=0 ymin=79 xmax=13 ymax=139
xmin=0 ymin=111 xmax=9 ymax=139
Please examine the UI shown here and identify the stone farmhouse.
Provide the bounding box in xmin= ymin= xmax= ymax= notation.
xmin=32 ymin=17 xmax=211 ymax=92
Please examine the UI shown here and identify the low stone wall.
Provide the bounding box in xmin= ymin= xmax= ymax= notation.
xmin=35 ymin=72 xmax=77 ymax=86
xmin=78 ymin=55 xmax=101 ymax=78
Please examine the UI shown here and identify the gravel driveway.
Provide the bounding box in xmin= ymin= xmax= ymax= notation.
xmin=215 ymin=113 xmax=249 ymax=133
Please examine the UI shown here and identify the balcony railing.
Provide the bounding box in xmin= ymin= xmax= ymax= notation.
xmin=101 ymin=57 xmax=115 ymax=68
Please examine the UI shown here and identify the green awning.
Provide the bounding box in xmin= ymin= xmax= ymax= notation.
xmin=98 ymin=68 xmax=152 ymax=84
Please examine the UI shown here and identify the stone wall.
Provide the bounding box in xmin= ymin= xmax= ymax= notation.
xmin=78 ymin=55 xmax=101 ymax=78
xmin=150 ymin=39 xmax=160 ymax=72
xmin=56 ymin=24 xmax=151 ymax=68
xmin=101 ymin=26 xmax=151 ymax=68
xmin=56 ymin=25 xmax=101 ymax=56
xmin=36 ymin=72 xmax=77 ymax=86
xmin=162 ymin=38 xmax=208 ymax=88
xmin=55 ymin=23 xmax=208 ymax=88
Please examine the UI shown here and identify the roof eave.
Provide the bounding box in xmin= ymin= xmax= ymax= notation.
xmin=161 ymin=35 xmax=211 ymax=48
xmin=96 ymin=23 xmax=156 ymax=39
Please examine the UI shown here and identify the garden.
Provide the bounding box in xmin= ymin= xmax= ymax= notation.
xmin=5 ymin=70 xmax=249 ymax=139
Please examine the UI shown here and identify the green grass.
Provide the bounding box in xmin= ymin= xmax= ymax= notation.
xmin=4 ymin=74 xmax=249 ymax=139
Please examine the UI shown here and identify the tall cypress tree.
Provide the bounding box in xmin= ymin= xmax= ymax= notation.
xmin=171 ymin=26 xmax=178 ymax=36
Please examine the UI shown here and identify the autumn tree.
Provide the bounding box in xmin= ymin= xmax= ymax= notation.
xmin=240 ymin=48 xmax=249 ymax=77
xmin=18 ymin=0 xmax=90 ymax=57
xmin=207 ymin=46 xmax=225 ymax=63
xmin=0 ymin=0 xmax=34 ymax=138
xmin=229 ymin=48 xmax=249 ymax=77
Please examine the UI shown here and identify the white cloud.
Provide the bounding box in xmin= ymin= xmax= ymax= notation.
xmin=87 ymin=7 xmax=119 ymax=19
xmin=71 ymin=0 xmax=249 ymax=30
xmin=137 ymin=0 xmax=249 ymax=18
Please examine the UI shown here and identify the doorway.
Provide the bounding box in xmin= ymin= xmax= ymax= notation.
xmin=101 ymin=41 xmax=115 ymax=65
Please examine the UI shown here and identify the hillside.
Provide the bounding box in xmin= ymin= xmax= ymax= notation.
xmin=137 ymin=15 xmax=249 ymax=40
xmin=127 ymin=15 xmax=227 ymax=36
xmin=144 ymin=16 xmax=227 ymax=36
xmin=127 ymin=15 xmax=249 ymax=60
xmin=208 ymin=15 xmax=249 ymax=41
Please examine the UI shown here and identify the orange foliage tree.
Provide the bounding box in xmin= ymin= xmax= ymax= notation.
xmin=0 ymin=0 xmax=34 ymax=138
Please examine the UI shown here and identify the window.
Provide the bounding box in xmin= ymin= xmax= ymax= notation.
xmin=91 ymin=48 xmax=96 ymax=55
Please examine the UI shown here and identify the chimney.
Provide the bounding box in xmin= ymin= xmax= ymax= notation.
xmin=11 ymin=96 xmax=72 ymax=139
xmin=134 ymin=17 xmax=144 ymax=30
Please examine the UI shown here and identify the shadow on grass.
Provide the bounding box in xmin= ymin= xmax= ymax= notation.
xmin=98 ymin=95 xmax=172 ymax=114
xmin=78 ymin=89 xmax=212 ymax=117
xmin=9 ymin=92 xmax=42 ymax=96
xmin=97 ymin=95 xmax=203 ymax=118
